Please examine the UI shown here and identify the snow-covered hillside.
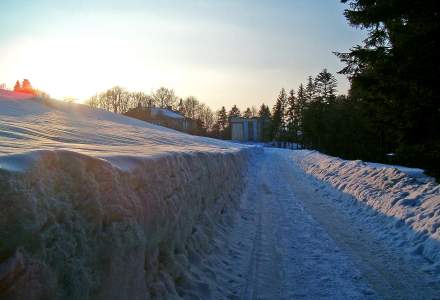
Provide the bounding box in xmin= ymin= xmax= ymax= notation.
xmin=0 ymin=90 xmax=258 ymax=299
xmin=0 ymin=89 xmax=245 ymax=163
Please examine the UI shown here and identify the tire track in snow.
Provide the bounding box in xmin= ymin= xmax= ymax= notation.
xmin=219 ymin=149 xmax=373 ymax=299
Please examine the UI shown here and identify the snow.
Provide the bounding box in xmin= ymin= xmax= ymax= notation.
xmin=2 ymin=89 xmax=440 ymax=298
xmin=0 ymin=91 xmax=259 ymax=299
xmin=197 ymin=148 xmax=440 ymax=299
xmin=293 ymin=150 xmax=440 ymax=265
xmin=0 ymin=88 xmax=36 ymax=100
xmin=0 ymin=91 xmax=249 ymax=170
xmin=366 ymin=162 xmax=428 ymax=181
xmin=150 ymin=108 xmax=184 ymax=119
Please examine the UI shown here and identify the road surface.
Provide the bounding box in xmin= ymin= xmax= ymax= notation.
xmin=208 ymin=148 xmax=440 ymax=300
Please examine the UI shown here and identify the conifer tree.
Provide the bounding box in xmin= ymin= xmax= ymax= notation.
xmin=296 ymin=84 xmax=307 ymax=126
xmin=305 ymin=76 xmax=316 ymax=102
xmin=258 ymin=103 xmax=272 ymax=141
xmin=314 ymin=69 xmax=337 ymax=103
xmin=285 ymin=89 xmax=298 ymax=141
xmin=243 ymin=107 xmax=253 ymax=118
xmin=21 ymin=79 xmax=33 ymax=94
xmin=258 ymin=104 xmax=271 ymax=119
xmin=216 ymin=106 xmax=228 ymax=131
xmin=13 ymin=80 xmax=21 ymax=92
xmin=271 ymin=88 xmax=287 ymax=140
xmin=228 ymin=105 xmax=241 ymax=119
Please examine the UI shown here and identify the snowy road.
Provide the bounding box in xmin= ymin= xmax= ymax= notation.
xmin=210 ymin=148 xmax=440 ymax=300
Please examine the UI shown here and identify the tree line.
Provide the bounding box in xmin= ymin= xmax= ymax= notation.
xmin=267 ymin=0 xmax=440 ymax=179
xmin=258 ymin=0 xmax=440 ymax=179
xmin=85 ymin=86 xmax=267 ymax=139
xmin=329 ymin=0 xmax=440 ymax=178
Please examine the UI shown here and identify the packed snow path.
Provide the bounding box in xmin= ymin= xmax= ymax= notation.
xmin=212 ymin=148 xmax=440 ymax=300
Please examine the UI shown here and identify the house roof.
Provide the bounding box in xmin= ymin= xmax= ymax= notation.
xmin=150 ymin=108 xmax=184 ymax=119
xmin=230 ymin=117 xmax=261 ymax=123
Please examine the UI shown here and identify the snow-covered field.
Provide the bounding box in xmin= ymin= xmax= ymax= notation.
xmin=0 ymin=90 xmax=258 ymax=299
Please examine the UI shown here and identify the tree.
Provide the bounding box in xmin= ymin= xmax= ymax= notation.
xmin=285 ymin=89 xmax=298 ymax=141
xmin=314 ymin=69 xmax=337 ymax=103
xmin=258 ymin=104 xmax=271 ymax=119
xmin=152 ymin=87 xmax=177 ymax=109
xmin=177 ymin=98 xmax=185 ymax=115
xmin=13 ymin=80 xmax=21 ymax=92
xmin=130 ymin=91 xmax=152 ymax=108
xmin=86 ymin=86 xmax=131 ymax=113
xmin=243 ymin=107 xmax=253 ymax=118
xmin=198 ymin=105 xmax=214 ymax=132
xmin=106 ymin=86 xmax=129 ymax=113
xmin=251 ymin=106 xmax=258 ymax=118
xmin=21 ymin=79 xmax=33 ymax=94
xmin=258 ymin=103 xmax=272 ymax=141
xmin=271 ymin=88 xmax=287 ymax=140
xmin=86 ymin=94 xmax=100 ymax=108
xmin=182 ymin=96 xmax=199 ymax=119
xmin=214 ymin=106 xmax=229 ymax=139
xmin=305 ymin=76 xmax=316 ymax=102
xmin=296 ymin=83 xmax=307 ymax=141
xmin=228 ymin=105 xmax=241 ymax=119
xmin=216 ymin=106 xmax=228 ymax=131
xmin=336 ymin=0 xmax=440 ymax=178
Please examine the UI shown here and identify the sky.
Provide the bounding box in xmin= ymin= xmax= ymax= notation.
xmin=0 ymin=0 xmax=364 ymax=109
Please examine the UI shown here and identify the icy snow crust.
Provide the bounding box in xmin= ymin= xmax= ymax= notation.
xmin=294 ymin=150 xmax=440 ymax=265
xmin=0 ymin=92 xmax=257 ymax=299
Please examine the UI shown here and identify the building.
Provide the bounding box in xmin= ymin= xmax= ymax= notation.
xmin=125 ymin=106 xmax=197 ymax=132
xmin=230 ymin=117 xmax=262 ymax=142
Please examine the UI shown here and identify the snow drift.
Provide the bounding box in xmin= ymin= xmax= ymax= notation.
xmin=0 ymin=91 xmax=258 ymax=299
xmin=293 ymin=150 xmax=440 ymax=265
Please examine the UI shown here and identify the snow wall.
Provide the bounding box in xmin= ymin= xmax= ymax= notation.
xmin=0 ymin=148 xmax=256 ymax=300
xmin=295 ymin=150 xmax=440 ymax=265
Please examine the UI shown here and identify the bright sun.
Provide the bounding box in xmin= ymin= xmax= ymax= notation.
xmin=2 ymin=34 xmax=174 ymax=102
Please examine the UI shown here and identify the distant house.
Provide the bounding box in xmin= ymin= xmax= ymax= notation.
xmin=125 ymin=106 xmax=197 ymax=132
xmin=230 ymin=117 xmax=263 ymax=142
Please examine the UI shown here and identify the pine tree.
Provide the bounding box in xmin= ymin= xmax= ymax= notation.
xmin=305 ymin=76 xmax=316 ymax=102
xmin=258 ymin=104 xmax=272 ymax=141
xmin=314 ymin=69 xmax=337 ymax=103
xmin=228 ymin=105 xmax=241 ymax=119
xmin=271 ymin=88 xmax=287 ymax=140
xmin=216 ymin=106 xmax=228 ymax=131
xmin=243 ymin=107 xmax=253 ymax=118
xmin=296 ymin=84 xmax=307 ymax=126
xmin=21 ymin=79 xmax=33 ymax=94
xmin=285 ymin=89 xmax=298 ymax=141
xmin=13 ymin=80 xmax=21 ymax=92
xmin=258 ymin=104 xmax=271 ymax=119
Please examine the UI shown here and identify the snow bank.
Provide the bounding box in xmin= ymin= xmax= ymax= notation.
xmin=0 ymin=92 xmax=259 ymax=299
xmin=293 ymin=150 xmax=440 ymax=264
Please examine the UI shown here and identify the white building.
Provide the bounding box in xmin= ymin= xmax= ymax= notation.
xmin=230 ymin=117 xmax=262 ymax=142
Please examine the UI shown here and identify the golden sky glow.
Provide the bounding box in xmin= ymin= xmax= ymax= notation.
xmin=0 ymin=1 xmax=364 ymax=109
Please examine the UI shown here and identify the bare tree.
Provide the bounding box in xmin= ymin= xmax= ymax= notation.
xmin=86 ymin=94 xmax=100 ymax=108
xmin=152 ymin=87 xmax=177 ymax=109
xmin=183 ymin=96 xmax=199 ymax=119
xmin=199 ymin=105 xmax=214 ymax=131
xmin=129 ymin=91 xmax=154 ymax=108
